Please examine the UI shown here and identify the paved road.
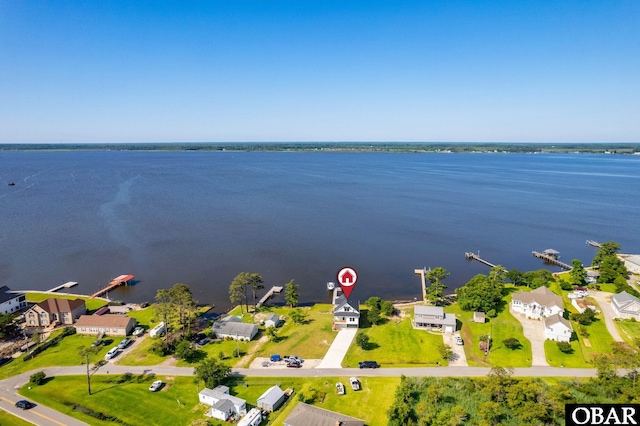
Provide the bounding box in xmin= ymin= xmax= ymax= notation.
xmin=589 ymin=291 xmax=623 ymax=342
xmin=510 ymin=306 xmax=549 ymax=367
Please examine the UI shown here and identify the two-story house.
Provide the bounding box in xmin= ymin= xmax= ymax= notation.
xmin=511 ymin=286 xmax=563 ymax=319
xmin=413 ymin=305 xmax=457 ymax=333
xmin=24 ymin=298 xmax=87 ymax=328
xmin=332 ymin=288 xmax=360 ymax=329
xmin=611 ymin=291 xmax=640 ymax=320
xmin=0 ymin=286 xmax=27 ymax=315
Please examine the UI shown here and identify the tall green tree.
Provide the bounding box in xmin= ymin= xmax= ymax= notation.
xmin=169 ymin=283 xmax=197 ymax=335
xmin=598 ymin=255 xmax=628 ymax=283
xmin=425 ymin=267 xmax=450 ymax=302
xmin=155 ymin=288 xmax=174 ymax=341
xmin=0 ymin=313 xmax=17 ymax=338
xmin=78 ymin=345 xmax=101 ymax=395
xmin=284 ymin=279 xmax=300 ymax=308
xmin=229 ymin=272 xmax=263 ymax=312
xmin=456 ymin=268 xmax=504 ymax=313
xmin=570 ymin=259 xmax=587 ymax=286
xmin=194 ymin=358 xmax=231 ymax=389
xmin=592 ymin=241 xmax=621 ymax=267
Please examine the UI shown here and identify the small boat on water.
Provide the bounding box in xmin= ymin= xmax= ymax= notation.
xmin=336 ymin=382 xmax=345 ymax=395
xmin=8 ymin=182 xmax=15 ymax=186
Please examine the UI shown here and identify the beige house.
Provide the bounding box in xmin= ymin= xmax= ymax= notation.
xmin=621 ymin=255 xmax=640 ymax=275
xmin=25 ymin=298 xmax=86 ymax=328
xmin=74 ymin=314 xmax=136 ymax=336
xmin=511 ymin=286 xmax=564 ymax=319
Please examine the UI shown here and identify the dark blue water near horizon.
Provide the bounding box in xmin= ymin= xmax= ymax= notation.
xmin=1 ymin=151 xmax=639 ymax=310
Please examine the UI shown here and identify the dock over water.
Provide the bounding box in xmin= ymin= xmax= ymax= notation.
xmin=90 ymin=274 xmax=135 ymax=298
xmin=532 ymin=251 xmax=573 ymax=271
xmin=464 ymin=252 xmax=499 ymax=269
xmin=256 ymin=286 xmax=283 ymax=307
xmin=47 ymin=281 xmax=78 ymax=293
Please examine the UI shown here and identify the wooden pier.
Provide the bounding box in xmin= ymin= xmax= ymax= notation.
xmin=414 ymin=268 xmax=427 ymax=302
xmin=90 ymin=274 xmax=135 ymax=299
xmin=464 ymin=251 xmax=501 ymax=269
xmin=47 ymin=281 xmax=78 ymax=293
xmin=532 ymin=251 xmax=573 ymax=270
xmin=256 ymin=286 xmax=284 ymax=307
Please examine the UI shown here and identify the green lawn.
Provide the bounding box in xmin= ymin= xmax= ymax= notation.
xmin=446 ymin=295 xmax=532 ymax=368
xmin=544 ymin=340 xmax=591 ymax=368
xmin=25 ymin=291 xmax=108 ymax=312
xmin=574 ymin=315 xmax=615 ymax=361
xmin=0 ymin=410 xmax=34 ymax=426
xmin=0 ymin=332 xmax=110 ymax=380
xmin=615 ymin=320 xmax=640 ymax=346
xmin=251 ymin=304 xmax=336 ymax=361
xmin=125 ymin=306 xmax=157 ymax=328
xmin=21 ymin=374 xmax=399 ymax=426
xmin=342 ymin=309 xmax=447 ymax=368
xmin=19 ymin=375 xmax=204 ymax=426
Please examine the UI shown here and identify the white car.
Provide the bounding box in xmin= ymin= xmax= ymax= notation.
xmin=105 ymin=347 xmax=119 ymax=360
xmin=454 ymin=335 xmax=463 ymax=345
xmin=149 ymin=380 xmax=163 ymax=392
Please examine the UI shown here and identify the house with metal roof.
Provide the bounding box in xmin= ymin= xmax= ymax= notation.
xmin=24 ymin=298 xmax=86 ymax=328
xmin=544 ymin=313 xmax=573 ymax=342
xmin=284 ymin=402 xmax=364 ymax=426
xmin=611 ymin=291 xmax=640 ymax=320
xmin=413 ymin=305 xmax=457 ymax=333
xmin=257 ymin=385 xmax=285 ymax=412
xmin=621 ymin=255 xmax=640 ymax=275
xmin=264 ymin=313 xmax=280 ymax=329
xmin=332 ymin=288 xmax=360 ymax=329
xmin=199 ymin=385 xmax=247 ymax=421
xmin=0 ymin=286 xmax=26 ymax=315
xmin=212 ymin=316 xmax=258 ymax=341
xmin=511 ymin=286 xmax=564 ymax=319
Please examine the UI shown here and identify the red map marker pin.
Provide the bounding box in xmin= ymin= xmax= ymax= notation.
xmin=337 ymin=267 xmax=358 ymax=299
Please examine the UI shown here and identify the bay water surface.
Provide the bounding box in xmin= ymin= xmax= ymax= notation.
xmin=1 ymin=151 xmax=638 ymax=310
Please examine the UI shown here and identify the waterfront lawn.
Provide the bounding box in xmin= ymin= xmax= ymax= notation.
xmin=615 ymin=320 xmax=640 ymax=346
xmin=544 ymin=340 xmax=591 ymax=368
xmin=0 ymin=410 xmax=33 ymax=426
xmin=125 ymin=306 xmax=157 ymax=328
xmin=0 ymin=332 xmax=109 ymax=380
xmin=446 ymin=295 xmax=532 ymax=368
xmin=252 ymin=304 xmax=336 ymax=361
xmin=25 ymin=292 xmax=108 ymax=312
xmin=116 ymin=336 xmax=168 ymax=366
xmin=19 ymin=375 xmax=203 ymax=426
xmin=575 ymin=315 xmax=615 ymax=361
xmin=342 ymin=311 xmax=447 ymax=368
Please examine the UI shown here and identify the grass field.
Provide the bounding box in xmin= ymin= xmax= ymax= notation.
xmin=0 ymin=332 xmax=110 ymax=380
xmin=20 ymin=375 xmax=399 ymax=426
xmin=251 ymin=304 xmax=336 ymax=361
xmin=0 ymin=410 xmax=34 ymax=426
xmin=25 ymin=292 xmax=108 ymax=312
xmin=445 ymin=293 xmax=532 ymax=368
xmin=615 ymin=320 xmax=640 ymax=345
xmin=342 ymin=309 xmax=447 ymax=368
xmin=544 ymin=339 xmax=591 ymax=368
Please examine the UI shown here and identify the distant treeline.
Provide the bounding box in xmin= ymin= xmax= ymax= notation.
xmin=1 ymin=142 xmax=639 ymax=154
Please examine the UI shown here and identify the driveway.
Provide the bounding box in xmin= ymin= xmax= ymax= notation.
xmin=589 ymin=291 xmax=623 ymax=342
xmin=443 ymin=333 xmax=468 ymax=366
xmin=316 ymin=328 xmax=357 ymax=369
xmin=510 ymin=306 xmax=549 ymax=367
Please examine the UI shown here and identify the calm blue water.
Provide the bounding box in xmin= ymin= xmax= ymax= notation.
xmin=1 ymin=151 xmax=639 ymax=309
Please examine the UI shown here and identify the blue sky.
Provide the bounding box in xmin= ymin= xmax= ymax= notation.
xmin=1 ymin=1 xmax=638 ymax=143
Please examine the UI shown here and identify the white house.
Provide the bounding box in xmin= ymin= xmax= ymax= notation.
xmin=544 ymin=314 xmax=573 ymax=342
xmin=621 ymin=255 xmax=640 ymax=275
xmin=511 ymin=286 xmax=564 ymax=319
xmin=264 ymin=314 xmax=280 ymax=329
xmin=571 ymin=298 xmax=599 ymax=314
xmin=257 ymin=385 xmax=286 ymax=412
xmin=237 ymin=408 xmax=263 ymax=426
xmin=333 ymin=288 xmax=359 ymax=329
xmin=212 ymin=316 xmax=258 ymax=341
xmin=199 ymin=385 xmax=247 ymax=421
xmin=611 ymin=291 xmax=640 ymax=320
xmin=413 ymin=305 xmax=457 ymax=333
xmin=0 ymin=286 xmax=27 ymax=315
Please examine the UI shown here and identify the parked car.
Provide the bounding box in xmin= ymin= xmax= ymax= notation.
xmin=91 ymin=339 xmax=104 ymax=347
xmin=197 ymin=337 xmax=210 ymax=346
xmin=191 ymin=333 xmax=206 ymax=343
xmin=105 ymin=347 xmax=119 ymax=360
xmin=336 ymin=382 xmax=345 ymax=395
xmin=118 ymin=338 xmax=132 ymax=349
xmin=349 ymin=377 xmax=361 ymax=391
xmin=0 ymin=357 xmax=13 ymax=367
xmin=149 ymin=380 xmax=163 ymax=392
xmin=270 ymin=354 xmax=281 ymax=362
xmin=358 ymin=361 xmax=380 ymax=369
xmin=15 ymin=400 xmax=34 ymax=410
xmin=286 ymin=360 xmax=301 ymax=368
xmin=284 ymin=355 xmax=303 ymax=364
xmin=132 ymin=326 xmax=145 ymax=337
xmin=455 ymin=335 xmax=463 ymax=345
